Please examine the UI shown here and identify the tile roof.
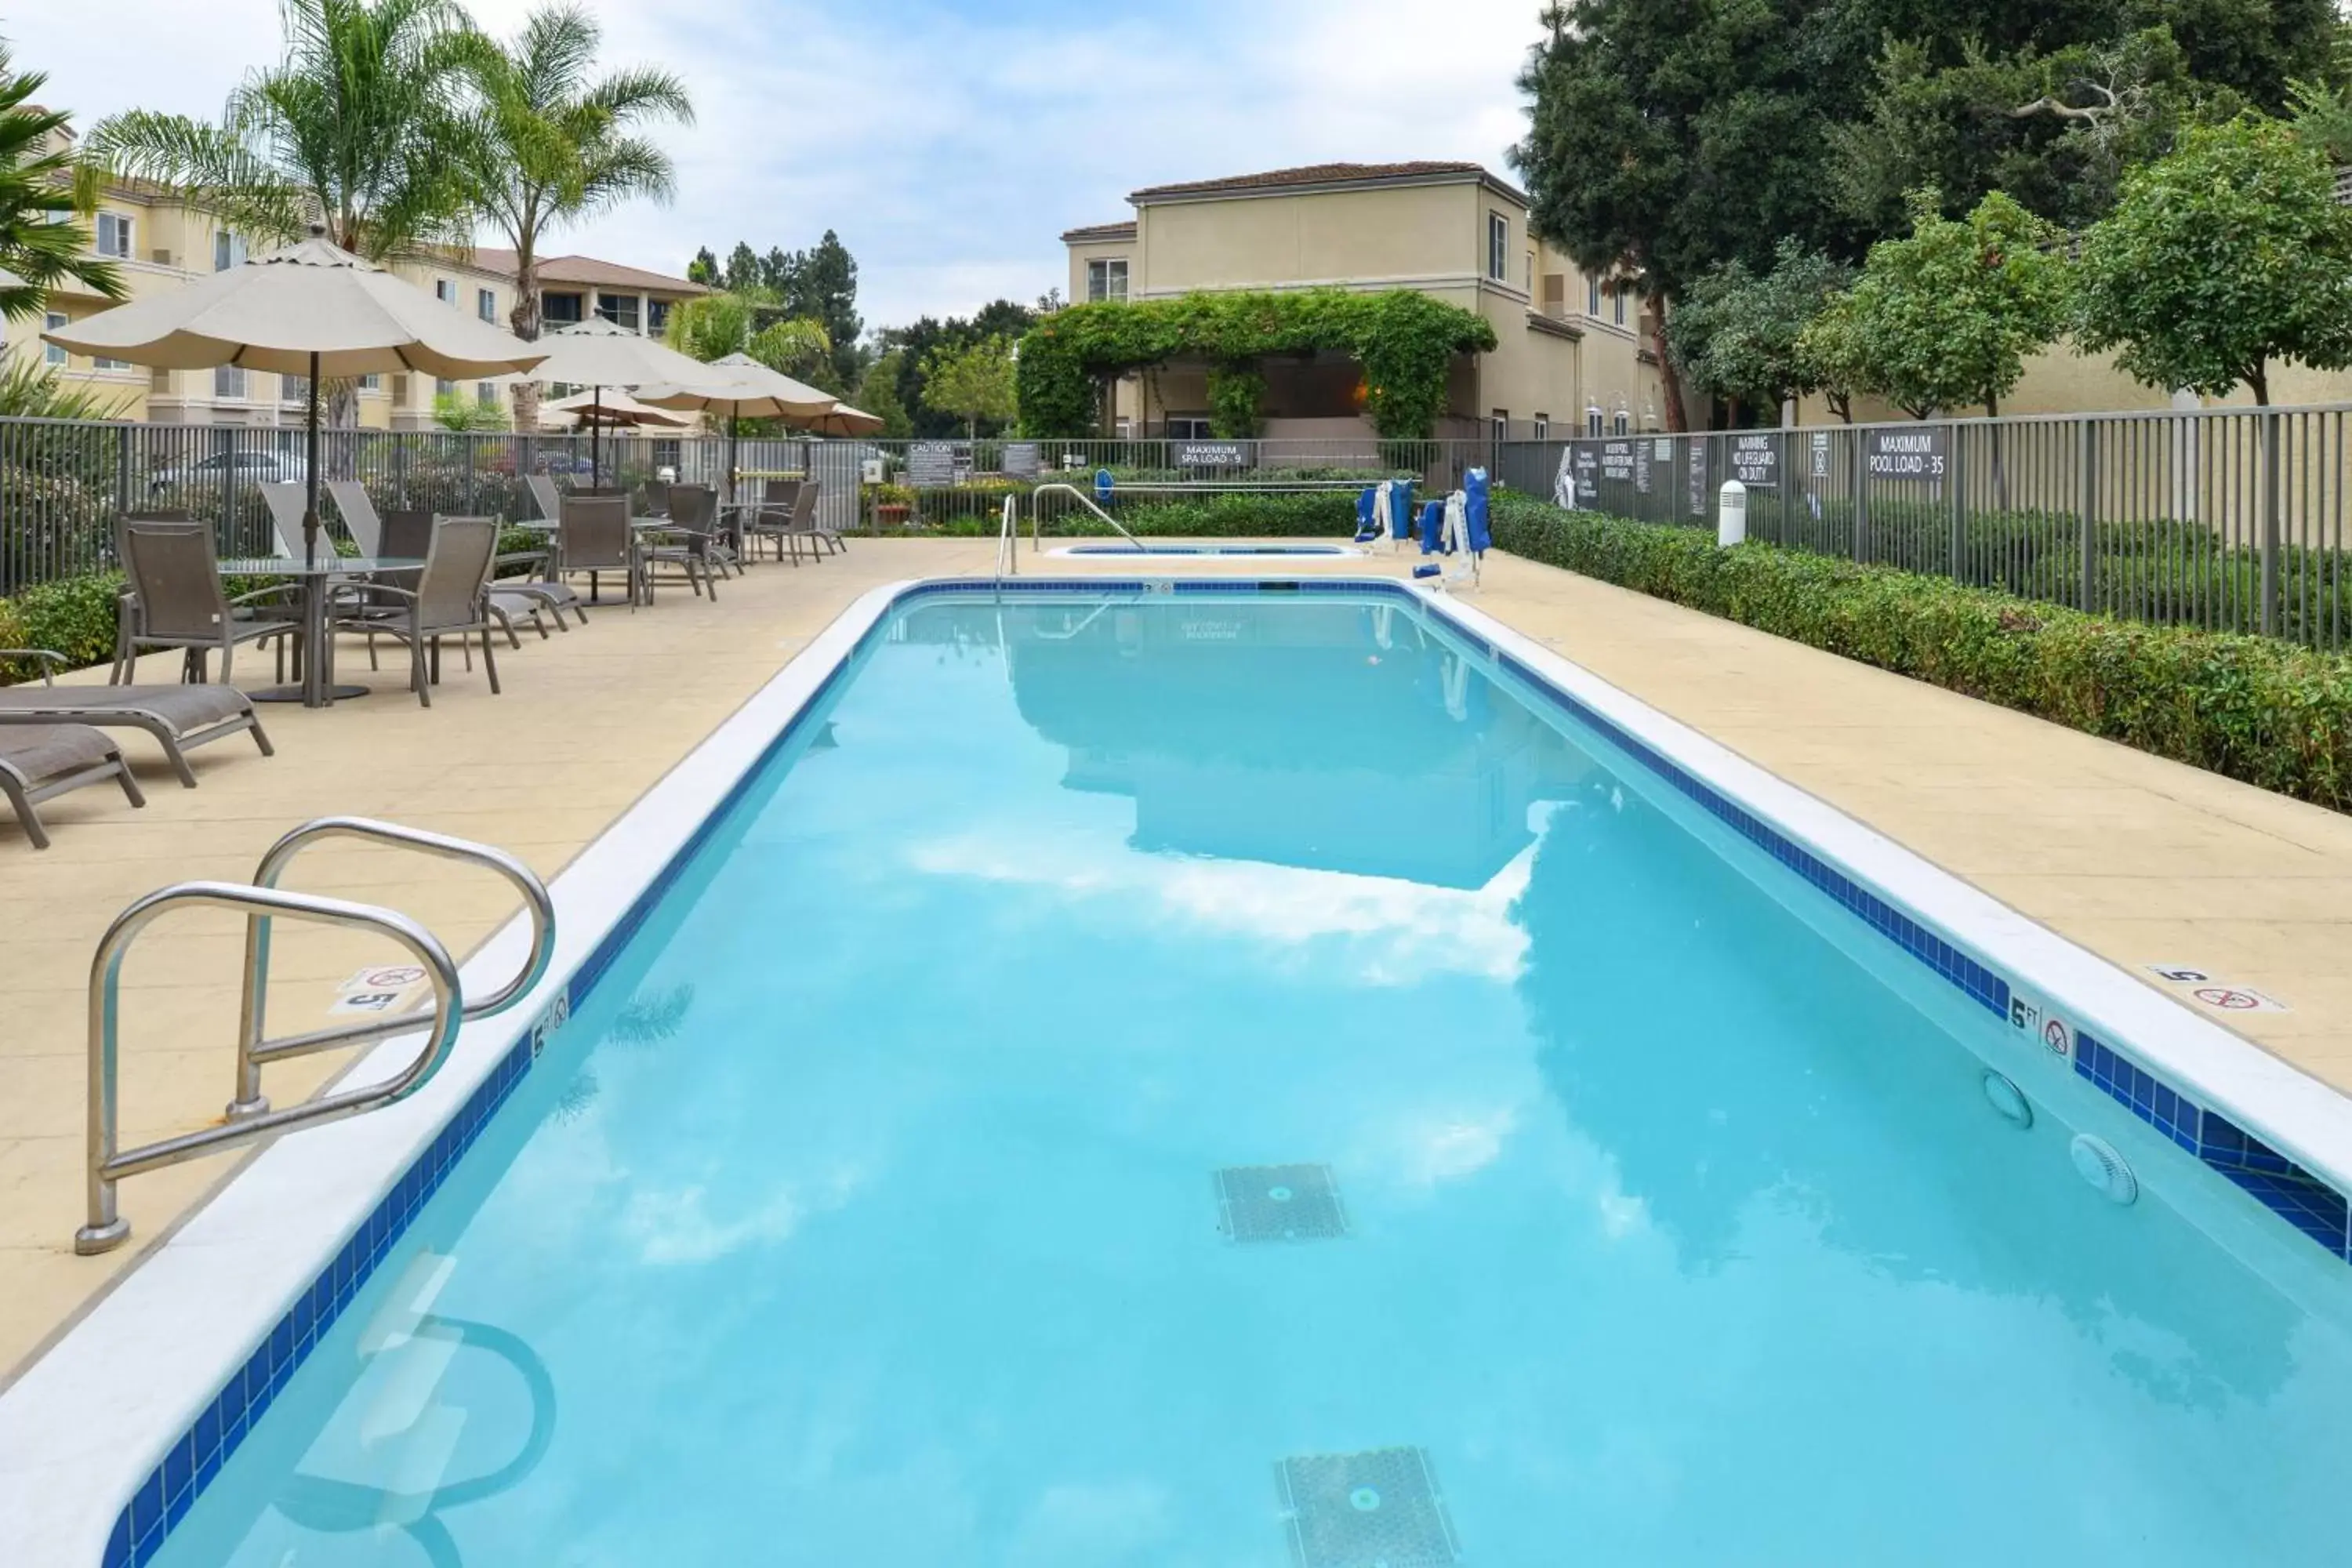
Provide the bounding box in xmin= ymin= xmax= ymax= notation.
xmin=1130 ymin=162 xmax=1524 ymax=204
xmin=1060 ymin=221 xmax=1138 ymax=243
xmin=463 ymin=249 xmax=709 ymax=295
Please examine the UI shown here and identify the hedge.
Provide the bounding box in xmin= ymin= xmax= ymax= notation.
xmin=1489 ymin=492 xmax=2352 ymax=811
xmin=898 ymin=491 xmax=1359 ymax=539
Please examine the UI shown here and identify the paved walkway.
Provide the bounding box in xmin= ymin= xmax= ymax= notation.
xmin=3 ymin=537 xmax=2348 ymax=1380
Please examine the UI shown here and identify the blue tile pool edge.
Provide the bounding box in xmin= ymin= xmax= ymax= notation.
xmin=93 ymin=573 xmax=2352 ymax=1566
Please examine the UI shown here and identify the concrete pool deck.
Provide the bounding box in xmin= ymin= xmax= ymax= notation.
xmin=3 ymin=536 xmax=2349 ymax=1380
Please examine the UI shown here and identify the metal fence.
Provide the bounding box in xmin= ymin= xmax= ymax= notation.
xmin=0 ymin=424 xmax=1501 ymax=590
xmin=1505 ymin=405 xmax=2352 ymax=652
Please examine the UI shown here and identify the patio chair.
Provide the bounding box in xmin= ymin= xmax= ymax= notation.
xmin=746 ymin=479 xmax=807 ymax=564
xmin=641 ymin=478 xmax=671 ymax=519
xmin=107 ymin=509 xmax=192 ymax=684
xmin=114 ymin=519 xmax=299 ymax=686
xmin=0 ymin=722 xmax=145 ymax=851
xmin=643 ymin=485 xmax=722 ymax=601
xmin=0 ymin=648 xmax=272 ymax=788
xmin=768 ymin=481 xmax=830 ymax=566
xmin=333 ymin=516 xmax=504 ymax=708
xmin=800 ymin=478 xmax=843 ymax=556
xmin=325 ymin=479 xmax=386 ymax=556
xmin=554 ymin=495 xmax=642 ymax=609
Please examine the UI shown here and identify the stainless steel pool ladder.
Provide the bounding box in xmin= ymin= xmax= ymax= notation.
xmin=74 ymin=817 xmax=556 ymax=1255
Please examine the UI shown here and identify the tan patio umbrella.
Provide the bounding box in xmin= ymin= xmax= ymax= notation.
xmin=42 ymin=227 xmax=544 ymax=566
xmin=793 ymin=403 xmax=887 ymax=437
xmin=634 ymin=361 xmax=839 ymax=498
xmin=537 ymin=387 xmax=694 ymax=431
xmin=517 ymin=318 xmax=715 ymax=483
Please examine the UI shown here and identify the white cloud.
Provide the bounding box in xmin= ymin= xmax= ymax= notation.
xmin=907 ymin=822 xmax=1536 ymax=985
xmin=617 ymin=1164 xmax=863 ymax=1266
xmin=8 ymin=0 xmax=1547 ymax=328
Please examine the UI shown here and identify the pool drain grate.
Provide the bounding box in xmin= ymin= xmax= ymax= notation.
xmin=1216 ymin=1164 xmax=1349 ymax=1243
xmin=1276 ymin=1446 xmax=1460 ymax=1568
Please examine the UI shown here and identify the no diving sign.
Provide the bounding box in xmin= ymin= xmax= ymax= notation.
xmin=331 ymin=964 xmax=430 ymax=1016
xmin=2144 ymin=964 xmax=2289 ymax=1014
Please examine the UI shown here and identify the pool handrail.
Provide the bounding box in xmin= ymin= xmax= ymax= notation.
xmin=75 ymin=882 xmax=463 ymax=1254
xmin=226 ymin=817 xmax=556 ymax=1119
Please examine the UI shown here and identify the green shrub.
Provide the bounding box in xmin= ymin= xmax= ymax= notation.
xmin=1490 ymin=492 xmax=2352 ymax=811
xmin=1 ymin=570 xmax=124 ymax=680
xmin=895 ymin=491 xmax=1359 ymax=539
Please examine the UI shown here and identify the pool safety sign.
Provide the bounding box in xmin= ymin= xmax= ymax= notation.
xmin=1686 ymin=437 xmax=1710 ymax=517
xmin=1554 ymin=447 xmax=1599 ymax=508
xmin=2143 ymin=964 xmax=2290 ymax=1014
xmin=331 ymin=964 xmax=429 ymax=1015
xmin=1174 ymin=441 xmax=1250 ymax=468
xmin=1865 ymin=427 xmax=1947 ymax=479
xmin=1599 ymin=440 xmax=1636 ymax=483
xmin=1633 ymin=439 xmax=1653 ymax=495
xmin=2009 ymin=991 xmax=2074 ymax=1058
xmin=1729 ymin=433 xmax=1780 ymax=490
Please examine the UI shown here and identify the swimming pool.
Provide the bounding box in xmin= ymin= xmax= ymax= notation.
xmin=11 ymin=580 xmax=2352 ymax=1566
xmin=1049 ymin=543 xmax=1362 ymax=557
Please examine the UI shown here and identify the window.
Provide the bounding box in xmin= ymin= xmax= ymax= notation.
xmin=1534 ymin=414 xmax=1550 ymax=441
xmin=1525 ymin=250 xmax=1534 ymax=292
xmin=43 ymin=311 xmax=67 ymax=367
xmin=358 ymin=373 xmax=381 ymax=392
xmin=596 ymin=292 xmax=640 ymax=332
xmin=477 ymin=287 xmax=497 ymax=323
xmin=1167 ymin=416 xmax=1212 ymax=440
xmin=1613 ymin=290 xmax=1627 ymax=327
xmin=1585 ymin=406 xmax=1603 ymax=437
xmin=543 ymin=292 xmax=583 ymax=326
xmin=476 ymin=381 xmax=497 ymax=406
xmin=1588 ymin=276 xmax=1605 ymax=317
xmin=1490 ymin=410 xmax=1508 ymax=442
xmin=281 ymin=374 xmax=310 ymax=405
xmin=95 ymin=354 xmax=132 ymax=372
xmin=435 ymin=279 xmax=456 ymax=306
xmin=213 ymin=231 xmax=247 ymax=271
xmin=1086 ymin=258 xmax=1128 ymax=303
xmin=1487 ymin=212 xmax=1508 ymax=282
xmin=1612 ymin=409 xmax=1629 ymax=436
xmin=434 ymin=377 xmax=456 ymax=397
xmin=390 ymin=374 xmax=411 ymax=404
xmin=647 ymin=299 xmax=671 ymax=337
xmin=215 ymin=365 xmax=248 ymax=399
xmin=96 ymin=212 xmax=134 ymax=259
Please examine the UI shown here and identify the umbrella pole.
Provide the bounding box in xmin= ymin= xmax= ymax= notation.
xmin=591 ymin=385 xmax=603 ymax=487
xmin=303 ymin=350 xmax=321 ymax=567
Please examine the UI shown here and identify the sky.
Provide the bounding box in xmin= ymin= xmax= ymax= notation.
xmin=3 ymin=0 xmax=1550 ymax=338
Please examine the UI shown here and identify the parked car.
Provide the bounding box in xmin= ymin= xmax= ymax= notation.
xmin=147 ymin=450 xmax=309 ymax=494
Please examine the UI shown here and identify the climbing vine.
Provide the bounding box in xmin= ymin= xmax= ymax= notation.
xmin=1014 ymin=289 xmax=1499 ymax=439
xmin=1204 ymin=363 xmax=1266 ymax=437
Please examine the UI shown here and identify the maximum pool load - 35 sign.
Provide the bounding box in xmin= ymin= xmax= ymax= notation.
xmin=1599 ymin=440 xmax=1636 ymax=483
xmin=1865 ymin=427 xmax=1947 ymax=479
xmin=1729 ymin=433 xmax=1780 ymax=490
xmin=1686 ymin=437 xmax=1710 ymax=517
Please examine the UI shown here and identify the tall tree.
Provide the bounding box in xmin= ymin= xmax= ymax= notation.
xmin=686 ymin=244 xmax=718 ymax=285
xmin=720 ymin=240 xmax=761 ymax=295
xmin=1667 ymin=240 xmax=1851 ymax=425
xmin=85 ymin=0 xmax=477 ymax=263
xmin=877 ymin=297 xmax=1040 ymax=436
xmin=1833 ymin=189 xmax=2072 ymax=417
xmin=449 ymin=2 xmax=691 ymax=428
xmin=0 ymin=43 xmax=122 ymax=321
xmin=773 ymin=230 xmax=862 ymax=390
xmin=2075 ymin=115 xmax=2352 ymax=405
xmin=920 ymin=334 xmax=1017 ymax=438
xmin=854 ymin=349 xmax=913 ymax=438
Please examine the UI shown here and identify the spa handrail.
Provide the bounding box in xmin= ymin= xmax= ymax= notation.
xmin=227 ymin=817 xmax=555 ymax=1118
xmin=1028 ymin=483 xmax=1145 ymax=554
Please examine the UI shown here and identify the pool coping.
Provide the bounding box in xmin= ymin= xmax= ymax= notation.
xmin=4 ymin=572 xmax=2350 ymax=1565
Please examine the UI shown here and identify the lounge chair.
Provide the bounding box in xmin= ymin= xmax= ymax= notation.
xmin=644 ymin=485 xmax=723 ymax=601
xmin=0 ymin=649 xmax=271 ymax=787
xmin=257 ymin=482 xmax=312 ymax=559
xmin=333 ymin=517 xmax=505 ymax=707
xmin=114 ymin=519 xmax=299 ymax=686
xmin=525 ymin=473 xmax=564 ymax=523
xmin=325 ymin=479 xmax=385 ymax=555
xmin=0 ymin=721 xmax=145 ymax=851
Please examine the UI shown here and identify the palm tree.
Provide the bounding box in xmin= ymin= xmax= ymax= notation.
xmin=82 ymin=0 xmax=477 ymax=264
xmin=0 ymin=42 xmax=122 ymax=321
xmin=453 ymin=2 xmax=691 ymax=426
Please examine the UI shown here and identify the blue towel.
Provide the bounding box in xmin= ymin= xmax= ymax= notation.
xmin=1464 ymin=468 xmax=1491 ymax=554
xmin=1094 ymin=468 xmax=1115 ymax=506
xmin=1354 ymin=486 xmax=1378 ymax=541
xmin=1391 ymin=480 xmax=1417 ymax=540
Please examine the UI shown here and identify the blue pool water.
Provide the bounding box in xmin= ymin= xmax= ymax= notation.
xmin=155 ymin=592 xmax=2352 ymax=1566
xmin=1057 ymin=543 xmax=1357 ymax=556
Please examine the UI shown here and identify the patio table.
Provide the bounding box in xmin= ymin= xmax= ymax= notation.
xmin=219 ymin=556 xmax=421 ymax=708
